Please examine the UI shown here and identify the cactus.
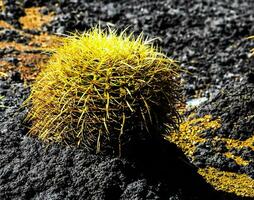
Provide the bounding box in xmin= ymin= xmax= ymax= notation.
xmin=26 ymin=27 xmax=182 ymax=155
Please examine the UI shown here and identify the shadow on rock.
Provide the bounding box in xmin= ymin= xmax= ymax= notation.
xmin=123 ymin=135 xmax=228 ymax=200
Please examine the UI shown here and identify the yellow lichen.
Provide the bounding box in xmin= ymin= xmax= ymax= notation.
xmin=249 ymin=36 xmax=254 ymax=56
xmin=198 ymin=167 xmax=254 ymax=197
xmin=0 ymin=0 xmax=3 ymax=11
xmin=0 ymin=72 xmax=8 ymax=77
xmin=222 ymin=136 xmax=254 ymax=151
xmin=166 ymin=114 xmax=221 ymax=158
xmin=167 ymin=113 xmax=254 ymax=197
xmin=224 ymin=152 xmax=249 ymax=166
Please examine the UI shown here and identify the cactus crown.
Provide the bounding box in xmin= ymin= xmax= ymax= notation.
xmin=26 ymin=27 xmax=181 ymax=155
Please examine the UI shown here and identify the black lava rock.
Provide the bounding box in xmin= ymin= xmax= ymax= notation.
xmin=1 ymin=0 xmax=254 ymax=199
xmin=198 ymin=80 xmax=254 ymax=141
xmin=240 ymin=161 xmax=254 ymax=179
xmin=0 ymin=76 xmax=224 ymax=199
xmin=194 ymin=79 xmax=254 ymax=179
xmin=1 ymin=0 xmax=25 ymax=28
xmin=40 ymin=0 xmax=254 ymax=99
xmin=0 ymin=28 xmax=31 ymax=44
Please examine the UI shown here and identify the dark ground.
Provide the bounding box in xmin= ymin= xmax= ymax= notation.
xmin=195 ymin=77 xmax=254 ymax=178
xmin=0 ymin=0 xmax=254 ymax=199
xmin=0 ymin=74 xmax=227 ymax=200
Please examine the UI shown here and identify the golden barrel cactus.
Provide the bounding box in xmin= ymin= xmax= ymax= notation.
xmin=26 ymin=28 xmax=182 ymax=155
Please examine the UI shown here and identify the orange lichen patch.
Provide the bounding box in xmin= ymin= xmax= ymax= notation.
xmin=0 ymin=34 xmax=60 ymax=53
xmin=224 ymin=152 xmax=249 ymax=166
xmin=0 ymin=41 xmax=35 ymax=51
xmin=19 ymin=7 xmax=54 ymax=30
xmin=0 ymin=60 xmax=13 ymax=72
xmin=17 ymin=53 xmax=50 ymax=80
xmin=0 ymin=7 xmax=58 ymax=80
xmin=198 ymin=167 xmax=254 ymax=197
xmin=0 ymin=20 xmax=13 ymax=29
xmin=0 ymin=53 xmax=49 ymax=81
xmin=18 ymin=34 xmax=61 ymax=80
xmin=166 ymin=114 xmax=221 ymax=158
xmin=0 ymin=32 xmax=61 ymax=80
xmin=29 ymin=33 xmax=61 ymax=49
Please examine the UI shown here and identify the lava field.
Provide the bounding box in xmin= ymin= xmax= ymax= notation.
xmin=0 ymin=0 xmax=254 ymax=199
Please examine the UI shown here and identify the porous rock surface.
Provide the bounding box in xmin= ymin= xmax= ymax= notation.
xmin=1 ymin=0 xmax=254 ymax=98
xmin=0 ymin=74 xmax=225 ymax=199
xmin=42 ymin=0 xmax=254 ymax=99
xmin=194 ymin=77 xmax=254 ymax=179
xmin=1 ymin=0 xmax=254 ymax=199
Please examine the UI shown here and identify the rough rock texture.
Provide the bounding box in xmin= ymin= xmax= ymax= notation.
xmin=198 ymin=77 xmax=254 ymax=141
xmin=194 ymin=77 xmax=254 ymax=178
xmin=2 ymin=0 xmax=254 ymax=99
xmin=0 ymin=0 xmax=24 ymax=28
xmin=41 ymin=0 xmax=254 ymax=99
xmin=0 ymin=28 xmax=31 ymax=43
xmin=1 ymin=0 xmax=254 ymax=199
xmin=0 ymin=74 xmax=226 ymax=200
